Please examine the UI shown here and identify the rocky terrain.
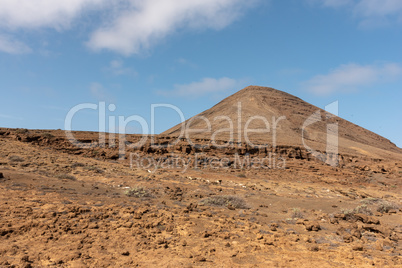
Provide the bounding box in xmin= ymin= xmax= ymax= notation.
xmin=0 ymin=127 xmax=401 ymax=267
xmin=0 ymin=87 xmax=401 ymax=267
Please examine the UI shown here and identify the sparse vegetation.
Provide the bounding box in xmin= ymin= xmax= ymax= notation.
xmin=42 ymin=132 xmax=54 ymax=139
xmin=71 ymin=162 xmax=86 ymax=168
xmin=8 ymin=155 xmax=25 ymax=162
xmin=361 ymin=198 xmax=400 ymax=213
xmin=200 ymin=195 xmax=249 ymax=209
xmin=15 ymin=128 xmax=28 ymax=134
xmin=125 ymin=186 xmax=152 ymax=198
xmin=360 ymin=197 xmax=381 ymax=205
xmin=56 ymin=174 xmax=77 ymax=181
xmin=376 ymin=200 xmax=399 ymax=213
xmin=85 ymin=165 xmax=104 ymax=174
xmin=290 ymin=208 xmax=304 ymax=219
xmin=342 ymin=204 xmax=372 ymax=219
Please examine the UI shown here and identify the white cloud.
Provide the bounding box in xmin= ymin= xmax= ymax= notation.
xmin=0 ymin=0 xmax=258 ymax=55
xmin=107 ymin=59 xmax=137 ymax=76
xmin=159 ymin=77 xmax=244 ymax=98
xmin=0 ymin=35 xmax=31 ymax=54
xmin=303 ymin=62 xmax=402 ymax=95
xmin=355 ymin=0 xmax=402 ymax=18
xmin=0 ymin=0 xmax=107 ymax=30
xmin=87 ymin=0 xmax=258 ymax=55
xmin=0 ymin=0 xmax=110 ymax=54
xmin=311 ymin=0 xmax=402 ymax=26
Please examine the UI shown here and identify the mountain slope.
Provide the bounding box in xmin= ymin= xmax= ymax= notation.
xmin=162 ymin=86 xmax=401 ymax=158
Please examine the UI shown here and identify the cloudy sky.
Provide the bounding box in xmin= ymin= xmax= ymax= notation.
xmin=1 ymin=0 xmax=401 ymax=147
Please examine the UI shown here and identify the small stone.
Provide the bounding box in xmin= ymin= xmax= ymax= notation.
xmin=0 ymin=173 xmax=3 ymax=178
xmin=194 ymin=256 xmax=206 ymax=262
xmin=351 ymin=229 xmax=361 ymax=239
xmin=343 ymin=233 xmax=354 ymax=243
xmin=203 ymin=231 xmax=212 ymax=238
xmin=122 ymin=251 xmax=130 ymax=256
xmin=352 ymin=244 xmax=364 ymax=251
xmin=21 ymin=255 xmax=30 ymax=262
xmin=227 ymin=203 xmax=235 ymax=210
xmin=264 ymin=238 xmax=274 ymax=245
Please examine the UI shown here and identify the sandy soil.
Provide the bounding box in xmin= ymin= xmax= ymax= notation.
xmin=0 ymin=128 xmax=401 ymax=267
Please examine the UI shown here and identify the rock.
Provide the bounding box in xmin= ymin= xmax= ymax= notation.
xmin=194 ymin=256 xmax=206 ymax=262
xmin=123 ymin=222 xmax=133 ymax=228
xmin=0 ymin=173 xmax=3 ymax=178
xmin=343 ymin=233 xmax=354 ymax=243
xmin=330 ymin=218 xmax=339 ymax=224
xmin=353 ymin=213 xmax=368 ymax=223
xmin=296 ymin=219 xmax=307 ymax=225
xmin=351 ymin=229 xmax=361 ymax=239
xmin=88 ymin=223 xmax=99 ymax=229
xmin=264 ymin=238 xmax=274 ymax=246
xmin=352 ymin=243 xmax=364 ymax=251
xmin=308 ymin=245 xmax=320 ymax=252
xmin=375 ymin=240 xmax=385 ymax=251
xmin=227 ymin=203 xmax=235 ymax=210
xmin=334 ymin=214 xmax=345 ymax=220
xmin=390 ymin=232 xmax=400 ymax=242
xmin=186 ymin=203 xmax=197 ymax=212
xmin=304 ymin=221 xmax=321 ymax=232
xmin=270 ymin=223 xmax=278 ymax=231
xmin=203 ymin=231 xmax=212 ymax=238
xmin=374 ymin=212 xmax=382 ymax=217
xmin=362 ymin=224 xmax=390 ymax=237
xmin=366 ymin=216 xmax=380 ymax=225
xmin=352 ymin=214 xmax=380 ymax=224
xmin=21 ymin=255 xmax=30 ymax=262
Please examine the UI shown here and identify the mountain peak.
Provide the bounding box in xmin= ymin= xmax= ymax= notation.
xmin=162 ymin=86 xmax=401 ymax=158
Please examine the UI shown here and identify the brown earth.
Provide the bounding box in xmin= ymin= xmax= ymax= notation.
xmin=0 ymin=86 xmax=401 ymax=267
xmin=163 ymin=86 xmax=402 ymax=159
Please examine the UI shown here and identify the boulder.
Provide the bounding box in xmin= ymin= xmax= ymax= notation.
xmin=304 ymin=221 xmax=321 ymax=232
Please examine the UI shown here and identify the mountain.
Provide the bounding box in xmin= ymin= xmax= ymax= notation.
xmin=162 ymin=86 xmax=402 ymax=159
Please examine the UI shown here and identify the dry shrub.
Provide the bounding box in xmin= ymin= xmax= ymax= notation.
xmin=8 ymin=155 xmax=25 ymax=162
xmin=15 ymin=128 xmax=28 ymax=134
xmin=290 ymin=208 xmax=304 ymax=219
xmin=200 ymin=195 xmax=249 ymax=209
xmin=85 ymin=166 xmax=104 ymax=174
xmin=71 ymin=162 xmax=85 ymax=168
xmin=342 ymin=204 xmax=372 ymax=220
xmin=125 ymin=186 xmax=152 ymax=198
xmin=42 ymin=132 xmax=54 ymax=139
xmin=376 ymin=200 xmax=399 ymax=213
xmin=361 ymin=198 xmax=400 ymax=213
xmin=57 ymin=174 xmax=77 ymax=181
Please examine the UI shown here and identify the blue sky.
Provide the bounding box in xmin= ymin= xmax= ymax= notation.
xmin=0 ymin=0 xmax=401 ymax=147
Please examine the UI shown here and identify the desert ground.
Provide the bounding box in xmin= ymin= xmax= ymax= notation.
xmin=0 ymin=127 xmax=401 ymax=267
